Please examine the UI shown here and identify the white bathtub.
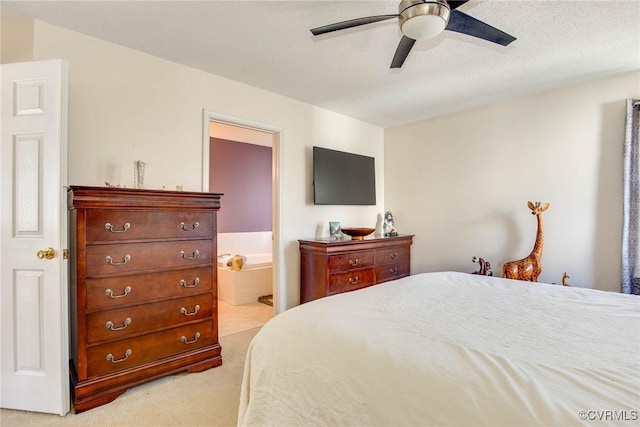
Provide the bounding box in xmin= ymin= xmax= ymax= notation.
xmin=217 ymin=253 xmax=272 ymax=305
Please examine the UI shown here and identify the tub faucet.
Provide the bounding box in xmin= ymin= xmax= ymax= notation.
xmin=217 ymin=253 xmax=231 ymax=259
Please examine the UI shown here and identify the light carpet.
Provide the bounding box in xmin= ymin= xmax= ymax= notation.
xmin=0 ymin=327 xmax=260 ymax=427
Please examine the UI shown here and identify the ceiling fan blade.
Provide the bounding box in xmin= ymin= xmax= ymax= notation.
xmin=390 ymin=36 xmax=416 ymax=69
xmin=445 ymin=10 xmax=516 ymax=46
xmin=447 ymin=1 xmax=471 ymax=11
xmin=311 ymin=14 xmax=398 ymax=36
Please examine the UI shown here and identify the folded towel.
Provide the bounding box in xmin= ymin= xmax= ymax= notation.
xmin=227 ymin=254 xmax=246 ymax=271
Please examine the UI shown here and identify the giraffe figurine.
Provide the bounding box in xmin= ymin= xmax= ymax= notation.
xmin=502 ymin=201 xmax=550 ymax=282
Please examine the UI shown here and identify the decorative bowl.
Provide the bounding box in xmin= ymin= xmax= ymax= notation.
xmin=341 ymin=227 xmax=375 ymax=240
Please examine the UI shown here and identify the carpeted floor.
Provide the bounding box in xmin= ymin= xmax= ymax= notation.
xmin=0 ymin=327 xmax=260 ymax=427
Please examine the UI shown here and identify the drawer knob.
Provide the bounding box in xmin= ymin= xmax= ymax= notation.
xmin=180 ymin=277 xmax=200 ymax=288
xmin=180 ymin=249 xmax=200 ymax=260
xmin=389 ymin=267 xmax=398 ymax=275
xmin=180 ymin=222 xmax=200 ymax=231
xmin=181 ymin=332 xmax=201 ymax=344
xmin=348 ymin=276 xmax=359 ymax=284
xmin=348 ymin=258 xmax=359 ymax=266
xmin=105 ymin=286 xmax=132 ymax=299
xmin=105 ymin=317 xmax=131 ymax=331
xmin=105 ymin=254 xmax=131 ymax=265
xmin=104 ymin=222 xmax=130 ymax=233
xmin=106 ymin=349 xmax=132 ymax=364
xmin=180 ymin=305 xmax=200 ymax=316
xmin=389 ymin=253 xmax=398 ymax=259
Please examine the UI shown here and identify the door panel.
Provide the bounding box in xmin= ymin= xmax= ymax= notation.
xmin=0 ymin=59 xmax=69 ymax=415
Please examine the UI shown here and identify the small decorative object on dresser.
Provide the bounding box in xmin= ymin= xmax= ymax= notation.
xmin=68 ymin=186 xmax=223 ymax=412
xmin=561 ymin=272 xmax=571 ymax=286
xmin=133 ymin=160 xmax=145 ymax=189
xmin=383 ymin=211 xmax=398 ymax=237
xmin=340 ymin=227 xmax=375 ymax=240
xmin=471 ymin=256 xmax=493 ymax=276
xmin=299 ymin=234 xmax=413 ymax=303
xmin=329 ymin=221 xmax=342 ymax=240
xmin=502 ymin=201 xmax=549 ymax=282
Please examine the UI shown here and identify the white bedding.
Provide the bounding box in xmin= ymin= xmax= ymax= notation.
xmin=238 ymin=272 xmax=640 ymax=426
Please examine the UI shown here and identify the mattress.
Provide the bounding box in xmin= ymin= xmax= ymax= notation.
xmin=238 ymin=272 xmax=640 ymax=426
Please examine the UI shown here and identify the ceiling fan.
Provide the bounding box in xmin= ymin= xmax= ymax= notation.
xmin=310 ymin=0 xmax=516 ymax=69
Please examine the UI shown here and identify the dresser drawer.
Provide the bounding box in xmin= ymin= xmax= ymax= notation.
xmin=328 ymin=250 xmax=375 ymax=273
xmin=375 ymin=246 xmax=410 ymax=265
xmin=86 ymin=267 xmax=211 ymax=311
xmin=85 ymin=210 xmax=213 ymax=242
xmin=328 ymin=268 xmax=375 ymax=295
xmin=86 ymin=240 xmax=212 ymax=276
xmin=376 ymin=261 xmax=410 ymax=283
xmin=86 ymin=294 xmax=213 ymax=344
xmin=87 ymin=320 xmax=214 ymax=378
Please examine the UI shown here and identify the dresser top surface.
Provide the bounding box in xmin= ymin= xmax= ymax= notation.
xmin=68 ymin=186 xmax=223 ymax=210
xmin=299 ymin=234 xmax=413 ymax=247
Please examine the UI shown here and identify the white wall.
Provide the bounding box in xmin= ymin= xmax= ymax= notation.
xmin=20 ymin=20 xmax=384 ymax=309
xmin=385 ymin=71 xmax=640 ymax=292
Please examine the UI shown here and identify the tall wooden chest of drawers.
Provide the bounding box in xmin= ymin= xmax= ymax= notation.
xmin=68 ymin=186 xmax=223 ymax=412
xmin=299 ymin=235 xmax=413 ymax=303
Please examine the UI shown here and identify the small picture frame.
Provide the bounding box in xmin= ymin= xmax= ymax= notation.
xmin=329 ymin=221 xmax=342 ymax=240
xmin=383 ymin=211 xmax=398 ymax=237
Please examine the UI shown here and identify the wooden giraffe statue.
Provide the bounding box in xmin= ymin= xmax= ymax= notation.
xmin=502 ymin=201 xmax=550 ymax=282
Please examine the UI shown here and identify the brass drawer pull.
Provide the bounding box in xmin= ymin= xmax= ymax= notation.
xmin=106 ymin=349 xmax=132 ymax=363
xmin=348 ymin=276 xmax=359 ymax=284
xmin=105 ymin=254 xmax=131 ymax=265
xmin=105 ymin=286 xmax=132 ymax=299
xmin=180 ymin=305 xmax=200 ymax=316
xmin=106 ymin=317 xmax=131 ymax=331
xmin=180 ymin=277 xmax=200 ymax=288
xmin=180 ymin=222 xmax=199 ymax=231
xmin=180 ymin=250 xmax=199 ymax=260
xmin=348 ymin=258 xmax=359 ymax=266
xmin=105 ymin=222 xmax=130 ymax=233
xmin=389 ymin=253 xmax=398 ymax=259
xmin=181 ymin=332 xmax=201 ymax=345
xmin=389 ymin=267 xmax=398 ymax=275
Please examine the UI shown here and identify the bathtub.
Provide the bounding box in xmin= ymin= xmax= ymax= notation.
xmin=217 ymin=253 xmax=272 ymax=306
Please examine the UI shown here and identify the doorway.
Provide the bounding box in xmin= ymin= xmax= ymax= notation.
xmin=201 ymin=111 xmax=282 ymax=336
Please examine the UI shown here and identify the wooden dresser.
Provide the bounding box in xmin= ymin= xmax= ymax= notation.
xmin=68 ymin=186 xmax=222 ymax=412
xmin=299 ymin=235 xmax=413 ymax=303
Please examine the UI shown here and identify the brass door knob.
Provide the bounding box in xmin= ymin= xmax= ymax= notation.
xmin=36 ymin=247 xmax=55 ymax=260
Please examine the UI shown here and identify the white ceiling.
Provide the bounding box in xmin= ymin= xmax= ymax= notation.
xmin=2 ymin=0 xmax=639 ymax=127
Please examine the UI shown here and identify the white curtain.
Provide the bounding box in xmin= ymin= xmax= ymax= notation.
xmin=622 ymin=99 xmax=639 ymax=295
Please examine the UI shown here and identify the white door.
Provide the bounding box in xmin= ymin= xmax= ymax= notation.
xmin=0 ymin=59 xmax=70 ymax=415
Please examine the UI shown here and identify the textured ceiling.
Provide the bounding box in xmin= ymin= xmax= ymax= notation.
xmin=2 ymin=0 xmax=639 ymax=127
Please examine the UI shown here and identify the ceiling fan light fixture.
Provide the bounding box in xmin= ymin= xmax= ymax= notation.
xmin=399 ymin=0 xmax=450 ymax=41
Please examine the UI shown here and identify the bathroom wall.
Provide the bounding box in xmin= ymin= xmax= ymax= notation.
xmin=210 ymin=137 xmax=272 ymax=233
xmin=209 ymin=135 xmax=273 ymax=257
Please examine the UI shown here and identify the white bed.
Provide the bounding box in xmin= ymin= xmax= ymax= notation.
xmin=238 ymin=272 xmax=640 ymax=426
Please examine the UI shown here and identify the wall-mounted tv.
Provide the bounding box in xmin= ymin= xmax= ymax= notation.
xmin=313 ymin=146 xmax=376 ymax=205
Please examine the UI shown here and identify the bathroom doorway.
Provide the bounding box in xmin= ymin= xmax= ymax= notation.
xmin=202 ymin=111 xmax=281 ymax=336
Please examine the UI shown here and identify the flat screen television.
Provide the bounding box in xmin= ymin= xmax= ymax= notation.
xmin=313 ymin=146 xmax=376 ymax=205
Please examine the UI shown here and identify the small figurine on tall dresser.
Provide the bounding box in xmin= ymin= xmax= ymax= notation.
xmin=383 ymin=211 xmax=398 ymax=237
xmin=471 ymin=256 xmax=493 ymax=276
xmin=502 ymin=201 xmax=549 ymax=282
